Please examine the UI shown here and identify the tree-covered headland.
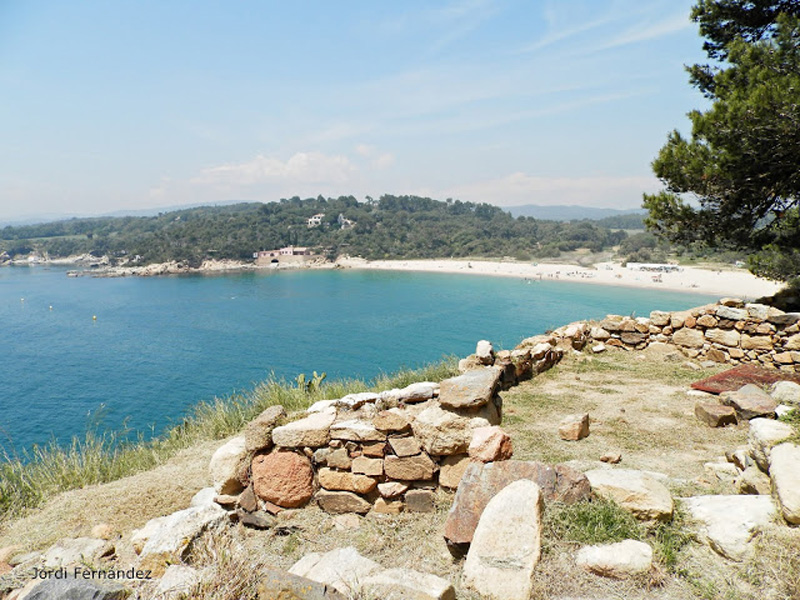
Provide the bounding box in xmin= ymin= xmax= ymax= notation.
xmin=0 ymin=195 xmax=627 ymax=267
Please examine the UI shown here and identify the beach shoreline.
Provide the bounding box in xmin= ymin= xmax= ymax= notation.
xmin=7 ymin=253 xmax=783 ymax=299
xmin=334 ymin=257 xmax=783 ymax=299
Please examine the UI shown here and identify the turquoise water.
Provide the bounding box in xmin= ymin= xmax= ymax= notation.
xmin=0 ymin=266 xmax=716 ymax=454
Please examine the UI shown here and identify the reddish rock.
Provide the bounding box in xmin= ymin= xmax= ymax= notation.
xmin=384 ymin=454 xmax=435 ymax=481
xmin=691 ymin=364 xmax=800 ymax=394
xmin=468 ymin=426 xmax=513 ymax=462
xmin=694 ymin=402 xmax=738 ymax=427
xmin=443 ymin=460 xmax=590 ymax=553
xmin=361 ymin=442 xmax=386 ymax=457
xmin=251 ymin=451 xmax=314 ymax=508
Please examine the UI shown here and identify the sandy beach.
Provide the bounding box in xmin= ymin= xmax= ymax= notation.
xmin=336 ymin=257 xmax=783 ymax=299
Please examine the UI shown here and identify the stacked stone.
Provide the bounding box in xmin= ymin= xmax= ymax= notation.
xmin=209 ymin=359 xmax=526 ymax=517
xmin=576 ymin=298 xmax=800 ymax=371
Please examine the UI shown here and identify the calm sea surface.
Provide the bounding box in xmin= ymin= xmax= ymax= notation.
xmin=0 ymin=266 xmax=716 ymax=454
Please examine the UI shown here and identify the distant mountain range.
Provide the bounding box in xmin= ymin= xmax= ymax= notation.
xmin=504 ymin=204 xmax=646 ymax=221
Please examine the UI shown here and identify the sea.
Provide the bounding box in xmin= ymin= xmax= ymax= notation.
xmin=0 ymin=265 xmax=717 ymax=455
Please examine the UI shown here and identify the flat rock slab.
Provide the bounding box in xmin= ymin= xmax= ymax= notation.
xmin=444 ymin=460 xmax=590 ymax=550
xmin=289 ymin=547 xmax=382 ymax=596
xmin=361 ymin=568 xmax=455 ymax=600
xmin=691 ymin=365 xmax=800 ymax=394
xmin=439 ymin=367 xmax=502 ymax=409
xmin=24 ymin=577 xmax=128 ymax=600
xmin=681 ymin=494 xmax=776 ymax=561
xmin=575 ymin=539 xmax=653 ymax=579
xmin=258 ymin=567 xmax=346 ymax=600
xmin=769 ymin=443 xmax=800 ymax=524
xmin=462 ymin=479 xmax=543 ymax=600
xmin=585 ymin=469 xmax=673 ymax=522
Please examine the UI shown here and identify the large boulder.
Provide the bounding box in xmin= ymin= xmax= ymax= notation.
xmin=769 ymin=443 xmax=800 ymax=524
xmin=209 ymin=435 xmax=247 ymax=495
xmin=462 ymin=480 xmax=543 ymax=600
xmin=438 ymin=367 xmax=502 ymax=409
xmin=748 ymin=418 xmax=794 ymax=471
xmin=361 ymin=568 xmax=455 ymax=600
xmin=271 ymin=410 xmax=336 ymax=448
xmin=584 ymin=469 xmax=673 ymax=521
xmin=289 ymin=547 xmax=382 ymax=596
xmin=443 ymin=460 xmax=590 ymax=551
xmin=251 ymin=451 xmax=314 ymax=508
xmin=575 ymin=539 xmax=653 ymax=579
xmin=682 ymin=495 xmax=776 ymax=560
xmin=721 ymin=384 xmax=777 ymax=419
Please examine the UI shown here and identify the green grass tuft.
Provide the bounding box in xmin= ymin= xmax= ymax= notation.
xmin=542 ymin=497 xmax=644 ymax=550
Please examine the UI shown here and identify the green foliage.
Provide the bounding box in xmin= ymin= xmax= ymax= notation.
xmin=0 ymin=196 xmax=627 ymax=264
xmin=645 ymin=3 xmax=800 ymax=282
xmin=543 ymin=497 xmax=643 ymax=549
xmin=0 ymin=356 xmax=459 ymax=521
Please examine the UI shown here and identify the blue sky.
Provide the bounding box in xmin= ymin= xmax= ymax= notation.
xmin=0 ymin=0 xmax=709 ymax=219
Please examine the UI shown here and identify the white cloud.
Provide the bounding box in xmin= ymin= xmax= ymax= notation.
xmin=597 ymin=12 xmax=691 ymax=51
xmin=194 ymin=152 xmax=356 ymax=187
xmin=354 ymin=144 xmax=395 ymax=168
xmin=437 ymin=172 xmax=662 ymax=209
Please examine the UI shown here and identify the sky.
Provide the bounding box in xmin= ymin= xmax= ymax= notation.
xmin=0 ymin=0 xmax=710 ymax=220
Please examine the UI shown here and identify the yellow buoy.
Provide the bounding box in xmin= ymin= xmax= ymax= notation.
xmin=93 ymin=315 xmax=97 ymax=321
xmin=49 ymin=305 xmax=53 ymax=310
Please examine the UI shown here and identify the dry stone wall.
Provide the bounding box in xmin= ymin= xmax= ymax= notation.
xmin=208 ymin=339 xmax=564 ymax=517
xmin=566 ymin=298 xmax=800 ymax=371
